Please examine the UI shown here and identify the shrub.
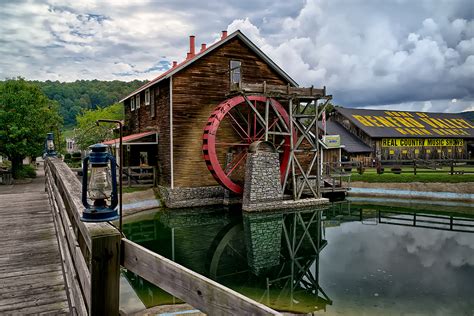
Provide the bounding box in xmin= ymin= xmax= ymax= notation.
xmin=17 ymin=164 xmax=36 ymax=179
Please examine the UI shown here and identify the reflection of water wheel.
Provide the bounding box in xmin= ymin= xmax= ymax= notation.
xmin=203 ymin=95 xmax=291 ymax=194
xmin=208 ymin=222 xmax=247 ymax=280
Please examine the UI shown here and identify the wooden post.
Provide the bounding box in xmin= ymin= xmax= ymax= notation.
xmin=413 ymin=159 xmax=416 ymax=175
xmin=89 ymin=228 xmax=121 ymax=315
xmin=450 ymin=159 xmax=454 ymax=175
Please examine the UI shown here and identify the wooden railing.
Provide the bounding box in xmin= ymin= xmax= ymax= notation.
xmin=377 ymin=159 xmax=473 ymax=175
xmin=45 ymin=158 xmax=281 ymax=315
xmin=45 ymin=158 xmax=121 ymax=315
xmin=0 ymin=169 xmax=13 ymax=185
xmin=123 ymin=166 xmax=156 ymax=187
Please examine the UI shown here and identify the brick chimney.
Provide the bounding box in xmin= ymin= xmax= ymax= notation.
xmin=172 ymin=61 xmax=177 ymax=68
xmin=200 ymin=43 xmax=207 ymax=52
xmin=189 ymin=35 xmax=195 ymax=58
xmin=221 ymin=30 xmax=228 ymax=40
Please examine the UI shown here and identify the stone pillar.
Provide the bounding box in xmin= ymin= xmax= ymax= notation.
xmin=243 ymin=212 xmax=283 ymax=275
xmin=242 ymin=151 xmax=283 ymax=211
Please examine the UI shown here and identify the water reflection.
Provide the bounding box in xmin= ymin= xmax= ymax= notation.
xmin=122 ymin=202 xmax=474 ymax=314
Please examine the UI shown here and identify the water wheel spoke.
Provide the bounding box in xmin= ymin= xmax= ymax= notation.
xmin=227 ymin=111 xmax=250 ymax=140
xmin=215 ymin=142 xmax=250 ymax=147
xmin=255 ymin=117 xmax=279 ymax=141
xmin=226 ymin=152 xmax=248 ymax=177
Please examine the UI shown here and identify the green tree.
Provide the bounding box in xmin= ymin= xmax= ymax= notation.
xmin=0 ymin=78 xmax=62 ymax=178
xmin=74 ymin=103 xmax=124 ymax=150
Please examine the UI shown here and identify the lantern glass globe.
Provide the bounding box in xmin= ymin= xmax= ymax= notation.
xmin=88 ymin=166 xmax=112 ymax=200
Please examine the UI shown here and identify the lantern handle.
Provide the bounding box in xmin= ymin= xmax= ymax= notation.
xmin=107 ymin=153 xmax=118 ymax=210
xmin=81 ymin=156 xmax=91 ymax=209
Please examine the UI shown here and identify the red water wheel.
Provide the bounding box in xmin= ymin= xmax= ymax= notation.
xmin=203 ymin=95 xmax=291 ymax=194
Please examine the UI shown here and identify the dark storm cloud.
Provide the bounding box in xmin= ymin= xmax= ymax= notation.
xmin=0 ymin=0 xmax=472 ymax=111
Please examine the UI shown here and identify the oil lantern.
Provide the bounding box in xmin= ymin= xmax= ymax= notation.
xmin=44 ymin=132 xmax=57 ymax=157
xmin=81 ymin=143 xmax=119 ymax=222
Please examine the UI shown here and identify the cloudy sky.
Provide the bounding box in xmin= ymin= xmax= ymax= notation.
xmin=1 ymin=0 xmax=473 ymax=112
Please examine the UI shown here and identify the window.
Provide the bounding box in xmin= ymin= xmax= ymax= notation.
xmin=145 ymin=89 xmax=150 ymax=105
xmin=136 ymin=94 xmax=141 ymax=109
xmin=230 ymin=60 xmax=241 ymax=86
xmin=130 ymin=97 xmax=135 ymax=111
xmin=150 ymin=87 xmax=156 ymax=118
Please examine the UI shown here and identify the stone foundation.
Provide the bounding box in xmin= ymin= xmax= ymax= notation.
xmin=157 ymin=185 xmax=226 ymax=208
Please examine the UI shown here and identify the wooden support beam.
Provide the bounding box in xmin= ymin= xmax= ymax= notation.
xmin=239 ymin=83 xmax=326 ymax=98
xmin=122 ymin=239 xmax=281 ymax=316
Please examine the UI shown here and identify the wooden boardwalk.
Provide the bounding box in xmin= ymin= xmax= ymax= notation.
xmin=0 ymin=168 xmax=70 ymax=314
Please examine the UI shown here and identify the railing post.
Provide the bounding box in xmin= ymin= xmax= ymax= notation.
xmin=450 ymin=159 xmax=454 ymax=175
xmin=89 ymin=228 xmax=121 ymax=315
xmin=413 ymin=159 xmax=416 ymax=175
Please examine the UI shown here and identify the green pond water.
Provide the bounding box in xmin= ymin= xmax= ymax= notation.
xmin=122 ymin=199 xmax=474 ymax=315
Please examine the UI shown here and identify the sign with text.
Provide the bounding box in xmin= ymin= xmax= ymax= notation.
xmin=323 ymin=135 xmax=341 ymax=148
xmin=381 ymin=138 xmax=464 ymax=147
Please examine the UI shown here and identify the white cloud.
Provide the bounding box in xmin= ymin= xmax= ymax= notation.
xmin=0 ymin=0 xmax=472 ymax=112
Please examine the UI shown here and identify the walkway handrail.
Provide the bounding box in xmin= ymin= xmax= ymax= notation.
xmin=45 ymin=157 xmax=281 ymax=315
xmin=45 ymin=157 xmax=121 ymax=315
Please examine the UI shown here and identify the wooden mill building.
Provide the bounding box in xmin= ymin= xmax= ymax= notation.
xmin=118 ymin=30 xmax=328 ymax=207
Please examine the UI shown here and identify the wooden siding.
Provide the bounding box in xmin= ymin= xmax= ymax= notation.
xmin=125 ymin=80 xmax=171 ymax=186
xmin=172 ymin=37 xmax=289 ymax=187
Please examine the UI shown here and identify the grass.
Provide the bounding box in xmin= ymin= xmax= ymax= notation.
xmin=350 ymin=167 xmax=474 ymax=183
xmin=122 ymin=186 xmax=151 ymax=194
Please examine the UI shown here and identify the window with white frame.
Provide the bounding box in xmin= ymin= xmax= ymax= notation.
xmin=230 ymin=60 xmax=241 ymax=86
xmin=145 ymin=89 xmax=150 ymax=105
xmin=136 ymin=94 xmax=141 ymax=109
xmin=130 ymin=97 xmax=135 ymax=111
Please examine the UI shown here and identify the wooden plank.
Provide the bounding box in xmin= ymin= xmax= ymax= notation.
xmin=0 ymin=292 xmax=69 ymax=313
xmin=0 ymin=277 xmax=66 ymax=296
xmin=0 ymin=287 xmax=68 ymax=310
xmin=4 ymin=302 xmax=69 ymax=315
xmin=123 ymin=239 xmax=281 ymax=316
xmin=0 ymin=264 xmax=61 ymax=279
xmin=0 ymin=271 xmax=65 ymax=289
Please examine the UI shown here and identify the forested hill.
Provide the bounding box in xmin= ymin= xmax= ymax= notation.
xmin=459 ymin=111 xmax=474 ymax=122
xmin=31 ymin=80 xmax=147 ymax=127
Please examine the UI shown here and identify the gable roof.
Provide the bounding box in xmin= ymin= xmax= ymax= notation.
xmin=120 ymin=30 xmax=298 ymax=103
xmin=102 ymin=131 xmax=157 ymax=145
xmin=336 ymin=107 xmax=474 ymax=139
